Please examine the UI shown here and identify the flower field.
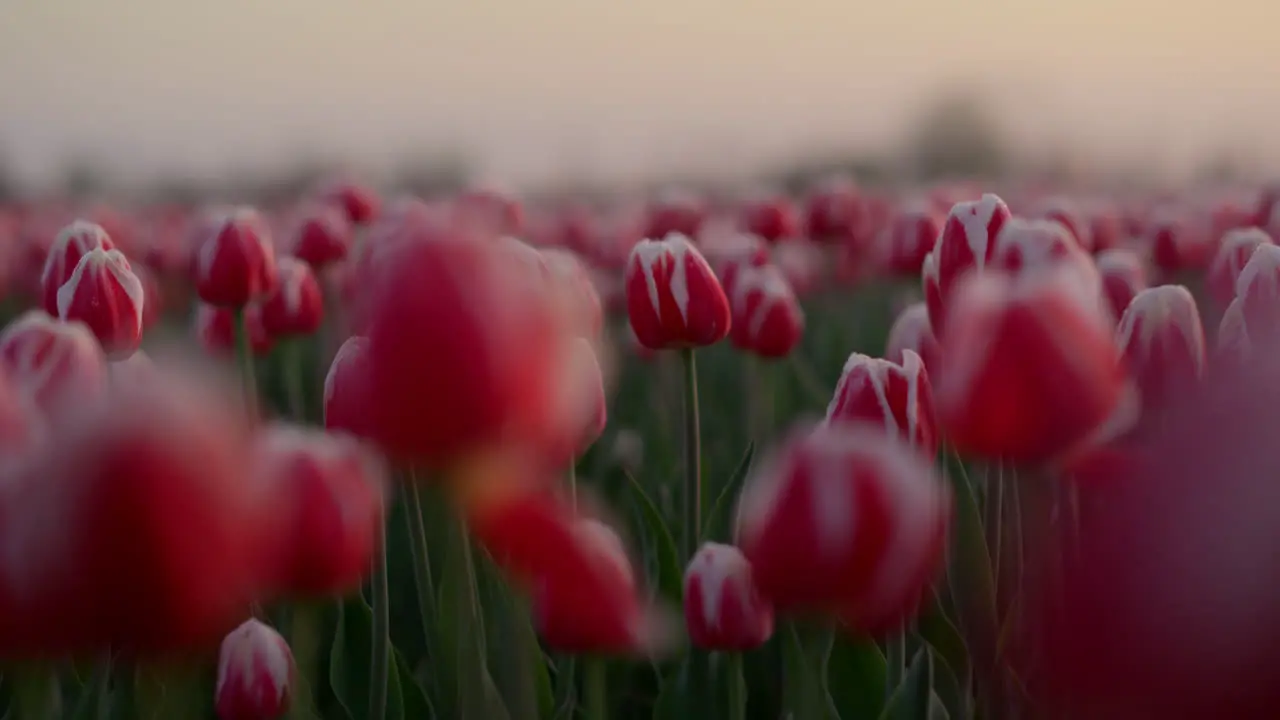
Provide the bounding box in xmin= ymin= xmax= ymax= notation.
xmin=0 ymin=178 xmax=1278 ymax=719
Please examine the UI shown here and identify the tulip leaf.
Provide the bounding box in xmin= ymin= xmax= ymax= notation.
xmin=328 ymin=595 xmax=407 ymax=720
xmin=476 ymin=546 xmax=554 ymax=720
xmin=918 ymin=588 xmax=970 ymax=682
xmin=927 ymin=645 xmax=969 ymax=720
xmin=827 ymin=633 xmax=888 ymax=720
xmin=782 ymin=623 xmax=841 ymax=720
xmin=395 ymin=648 xmax=436 ymax=720
xmin=944 ymin=452 xmax=1000 ymax=682
xmin=68 ymin=659 xmax=111 ymax=720
xmin=702 ymin=441 xmax=755 ymax=542
xmin=624 ymin=468 xmax=684 ymax=601
xmin=880 ymin=648 xmax=933 ymax=720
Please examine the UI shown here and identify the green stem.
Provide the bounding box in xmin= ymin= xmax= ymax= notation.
xmin=284 ymin=337 xmax=307 ymax=421
xmin=287 ymin=603 xmax=320 ymax=720
xmin=233 ymin=307 xmax=258 ymax=416
xmin=680 ymin=347 xmax=702 ymax=559
xmin=367 ymin=517 xmax=391 ymax=720
xmin=10 ymin=665 xmax=59 ymax=720
xmin=582 ymin=657 xmax=607 ymax=720
xmin=443 ymin=511 xmax=492 ymax=718
xmin=404 ymin=480 xmax=438 ymax=656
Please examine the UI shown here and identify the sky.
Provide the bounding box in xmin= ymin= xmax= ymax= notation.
xmin=2 ymin=0 xmax=1279 ymax=190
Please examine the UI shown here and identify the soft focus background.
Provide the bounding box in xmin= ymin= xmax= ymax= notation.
xmin=2 ymin=0 xmax=1279 ymax=199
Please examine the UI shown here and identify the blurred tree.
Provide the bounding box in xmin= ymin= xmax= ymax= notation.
xmin=906 ymin=91 xmax=1008 ymax=180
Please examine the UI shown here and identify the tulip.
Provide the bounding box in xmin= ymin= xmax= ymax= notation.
xmin=735 ymin=422 xmax=949 ymax=628
xmin=930 ymin=193 xmax=1012 ymax=334
xmin=1233 ymin=243 xmax=1280 ymax=347
xmin=55 ymin=247 xmax=145 ymax=358
xmin=740 ymin=192 xmax=799 ymax=242
xmin=683 ymin=543 xmax=773 ymax=651
xmin=884 ymin=303 xmax=940 ymax=374
xmin=318 ymin=178 xmax=380 ymax=226
xmin=883 ymin=202 xmax=940 ymax=276
xmin=728 ymin=262 xmax=804 ymax=359
xmin=990 ymin=217 xmax=1098 ymax=286
xmin=193 ymin=207 xmax=279 ymax=308
xmin=196 ymin=303 xmax=274 ymax=358
xmin=826 ymin=351 xmax=936 ymax=456
xmin=288 ymin=202 xmax=352 ymax=269
xmin=1209 ymin=227 xmax=1274 ymax=307
xmin=1095 ymin=248 xmax=1148 ymax=322
xmin=1215 ymin=297 xmax=1252 ymax=368
xmin=625 ymin=233 xmax=731 ymax=350
xmin=260 ymin=257 xmax=324 ymax=338
xmin=1147 ymin=207 xmax=1214 ymax=274
xmin=803 ymin=176 xmax=864 ymax=243
xmin=215 ymin=619 xmax=295 ymax=720
xmin=40 ymin=220 xmax=115 ymax=318
xmin=541 ymin=248 xmax=604 ymax=340
xmin=0 ymin=311 xmax=107 ymax=417
xmin=1116 ymin=285 xmax=1206 ymax=417
xmin=644 ymin=190 xmax=705 ymax=240
xmin=324 ymin=335 xmax=372 ymax=439
xmin=1086 ymin=202 xmax=1124 ymax=253
xmin=935 ymin=265 xmax=1134 ymax=463
xmin=456 ymin=186 xmax=523 ymax=237
xmin=1032 ymin=196 xmax=1092 ymax=252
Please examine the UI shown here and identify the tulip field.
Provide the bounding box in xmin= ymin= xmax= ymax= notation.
xmin=2 ymin=176 xmax=1280 ymax=720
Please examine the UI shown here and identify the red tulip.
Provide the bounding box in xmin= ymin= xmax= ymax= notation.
xmin=0 ymin=364 xmax=269 ymax=657
xmin=644 ymin=190 xmax=705 ymax=240
xmin=735 ymin=423 xmax=949 ymax=629
xmin=700 ymin=226 xmax=769 ymax=293
xmin=252 ymin=425 xmax=386 ymax=598
xmin=804 ymin=176 xmax=864 ymax=243
xmin=990 ymin=217 xmax=1098 ymax=286
xmin=769 ymin=239 xmax=825 ymax=297
xmin=740 ymin=192 xmax=799 ymax=242
xmin=1208 ymin=227 xmax=1273 ymax=308
xmin=1032 ymin=196 xmax=1092 ymax=252
xmin=1087 ymin=202 xmax=1124 ymax=253
xmin=40 ymin=220 xmax=115 ymax=317
xmin=55 ymin=247 xmax=145 ymax=358
xmin=360 ymin=236 xmax=575 ymax=467
xmin=194 ymin=208 xmax=279 ymax=308
xmin=826 ymin=350 xmax=936 ymax=456
xmin=260 ymin=257 xmax=324 ymax=338
xmin=884 ymin=202 xmax=941 ymax=276
xmin=625 ymin=233 xmax=731 ymax=350
xmin=1116 ymin=285 xmax=1206 ymax=417
xmin=931 ymin=193 xmax=1012 ymax=335
xmin=1233 ymin=243 xmax=1280 ymax=346
xmin=935 ymin=266 xmax=1134 ymax=463
xmin=456 ymin=186 xmax=523 ymax=237
xmin=922 ymin=251 xmax=945 ymax=338
xmin=319 ymin=178 xmax=380 ymax=226
xmin=0 ymin=311 xmax=107 ymax=417
xmin=469 ymin=489 xmax=673 ymax=655
xmin=215 ymin=619 xmax=295 ymax=720
xmin=323 ymin=335 xmax=372 ymax=438
xmin=1147 ymin=207 xmax=1214 ymax=274
xmin=885 ymin=303 xmax=940 ymax=374
xmin=543 ymin=337 xmax=608 ymax=465
xmin=1095 ymin=248 xmax=1148 ymax=322
xmin=1215 ymin=298 xmax=1252 ymax=368
xmin=195 ymin=303 xmax=274 ymax=358
xmin=287 ymin=202 xmax=352 ymax=270
xmin=728 ymin=262 xmax=804 ymax=358
xmin=684 ymin=543 xmax=773 ymax=651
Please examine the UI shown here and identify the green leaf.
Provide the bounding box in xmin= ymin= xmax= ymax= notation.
xmin=394 ymin=648 xmax=436 ymax=719
xmin=944 ymin=453 xmax=1000 ymax=680
xmin=918 ymin=589 xmax=969 ymax=681
xmin=68 ymin=659 xmax=111 ymax=720
xmin=624 ymin=468 xmax=684 ymax=601
xmin=477 ymin=547 xmax=554 ymax=720
xmin=881 ymin=648 xmax=933 ymax=720
xmin=702 ymin=442 xmax=755 ymax=541
xmin=927 ymin=646 xmax=969 ymax=720
xmin=782 ymin=624 xmax=841 ymax=720
xmin=827 ymin=633 xmax=888 ymax=720
xmin=328 ymin=596 xmax=406 ymax=720
xmin=550 ymin=655 xmax=577 ymax=720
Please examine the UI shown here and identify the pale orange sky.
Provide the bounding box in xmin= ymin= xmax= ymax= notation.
xmin=2 ymin=0 xmax=1278 ymax=189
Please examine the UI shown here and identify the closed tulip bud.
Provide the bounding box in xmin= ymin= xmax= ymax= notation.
xmin=1234 ymin=243 xmax=1280 ymax=347
xmin=885 ymin=303 xmax=940 ymax=375
xmin=0 ymin=311 xmax=107 ymax=417
xmin=215 ymin=619 xmax=294 ymax=720
xmin=1209 ymin=227 xmax=1273 ymax=307
xmin=195 ymin=303 xmax=274 ymax=358
xmin=728 ymin=263 xmax=804 ymax=358
xmin=260 ymin=257 xmax=324 ymax=338
xmin=1215 ymin=297 xmax=1252 ymax=369
xmin=625 ymin=233 xmax=731 ymax=349
xmin=740 ymin=192 xmax=799 ymax=242
xmin=1116 ymin=286 xmax=1206 ymax=417
xmin=1033 ymin=196 xmax=1092 ymax=252
xmin=922 ymin=251 xmax=946 ymax=336
xmin=644 ymin=190 xmax=705 ymax=240
xmin=319 ymin=179 xmax=380 ymax=226
xmin=804 ymin=176 xmax=864 ymax=243
xmin=770 ymin=239 xmax=825 ymax=297
xmin=884 ymin=202 xmax=941 ymax=276
xmin=684 ymin=543 xmax=774 ymax=651
xmin=1096 ymin=249 xmax=1149 ymax=322
xmin=288 ymin=202 xmax=352 ymax=269
xmin=936 ymin=266 xmax=1135 ymax=463
xmin=252 ymin=425 xmax=386 ymax=598
xmin=735 ymin=423 xmax=950 ymax=628
xmin=1087 ymin=203 xmax=1124 ymax=253
xmin=41 ymin=220 xmax=115 ymax=317
xmin=701 ymin=229 xmax=769 ymax=294
xmin=324 ymin=336 xmax=372 ymax=439
xmin=826 ymin=350 xmax=936 ymax=456
xmin=1147 ymin=208 xmax=1214 ymax=274
xmin=991 ymin=218 xmax=1098 ymax=286
xmin=933 ymin=194 xmax=1012 ymax=321
xmin=56 ymin=247 xmax=145 ymax=358
xmin=194 ymin=207 xmax=279 ymax=308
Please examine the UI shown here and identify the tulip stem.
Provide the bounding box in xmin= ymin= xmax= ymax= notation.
xmin=367 ymin=517 xmax=391 ymax=720
xmin=680 ymin=347 xmax=702 ymax=560
xmin=233 ymin=307 xmax=258 ymax=417
xmin=583 ymin=657 xmax=607 ymax=720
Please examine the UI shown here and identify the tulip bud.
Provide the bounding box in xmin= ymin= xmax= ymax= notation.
xmin=936 ymin=266 xmax=1134 ymax=462
xmin=1032 ymin=196 xmax=1092 ymax=252
xmin=885 ymin=303 xmax=940 ymax=374
xmin=735 ymin=423 xmax=950 ymax=629
xmin=543 ymin=337 xmax=608 ymax=465
xmin=922 ymin=250 xmax=946 ymax=336
xmin=1147 ymin=207 xmax=1214 ymax=274
xmin=740 ymin=192 xmax=799 ymax=242
xmin=991 ymin=218 xmax=1098 ymax=286
xmin=1234 ymin=243 xmax=1280 ymax=347
xmin=195 ymin=303 xmax=274 ymax=358
xmin=827 ymin=351 xmax=936 ymax=456
xmin=684 ymin=543 xmax=774 ymax=651
xmin=625 ymin=233 xmax=731 ymax=350
xmin=40 ymin=220 xmax=115 ymax=318
xmin=1116 ymin=285 xmax=1206 ymax=416
xmin=1209 ymin=227 xmax=1273 ymax=307
xmin=728 ymin=263 xmax=804 ymax=358
xmin=884 ymin=202 xmax=940 ymax=276
xmin=194 ymin=207 xmax=279 ymax=308
xmin=320 ymin=179 xmax=381 ymax=226
xmin=324 ymin=335 xmax=372 ymax=439
xmin=1095 ymin=249 xmax=1148 ymax=322
xmin=288 ymin=202 xmax=352 ymax=269
xmin=1086 ymin=202 xmax=1124 ymax=253
xmin=804 ymin=176 xmax=863 ymax=243
xmin=56 ymin=247 xmax=145 ymax=358
xmin=0 ymin=311 xmax=107 ymax=417
xmin=215 ymin=619 xmax=294 ymax=720
xmin=644 ymin=190 xmax=705 ymax=240
xmin=260 ymin=257 xmax=324 ymax=338
xmin=934 ymin=193 xmax=1011 ymax=308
